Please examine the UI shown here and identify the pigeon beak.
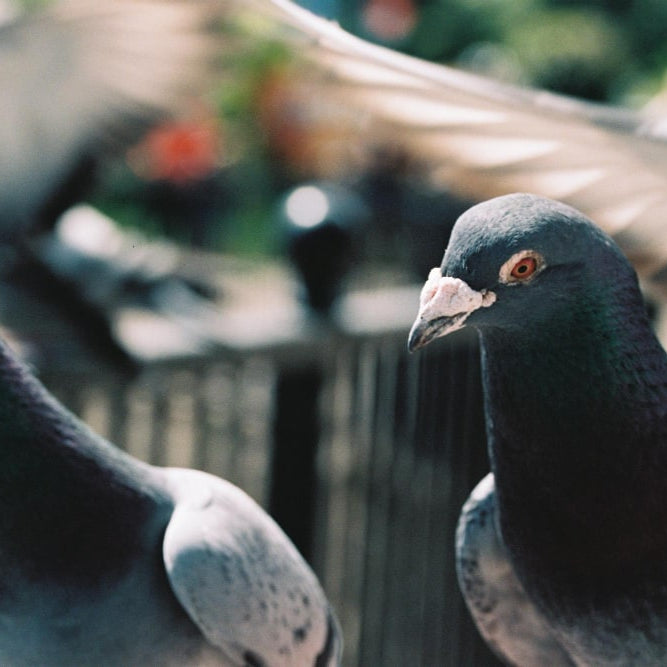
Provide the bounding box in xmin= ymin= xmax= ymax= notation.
xmin=408 ymin=314 xmax=466 ymax=352
xmin=408 ymin=269 xmax=496 ymax=352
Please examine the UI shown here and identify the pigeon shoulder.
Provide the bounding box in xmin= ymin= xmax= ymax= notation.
xmin=456 ymin=473 xmax=574 ymax=666
xmin=162 ymin=467 xmax=341 ymax=667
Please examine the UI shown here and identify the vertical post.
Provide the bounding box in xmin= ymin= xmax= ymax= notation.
xmin=269 ymin=364 xmax=323 ymax=563
xmin=272 ymin=181 xmax=366 ymax=561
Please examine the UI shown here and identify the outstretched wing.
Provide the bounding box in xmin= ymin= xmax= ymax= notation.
xmin=163 ymin=468 xmax=341 ymax=667
xmin=224 ymin=0 xmax=667 ymax=294
xmin=0 ymin=0 xmax=219 ymax=231
xmin=456 ymin=474 xmax=573 ymax=666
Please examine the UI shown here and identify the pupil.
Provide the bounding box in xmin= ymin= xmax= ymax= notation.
xmin=518 ymin=264 xmax=527 ymax=273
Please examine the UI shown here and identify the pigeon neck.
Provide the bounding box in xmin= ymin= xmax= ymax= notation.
xmin=0 ymin=339 xmax=164 ymax=583
xmin=479 ymin=277 xmax=667 ymax=578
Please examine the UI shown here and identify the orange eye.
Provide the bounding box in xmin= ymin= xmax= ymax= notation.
xmin=499 ymin=250 xmax=545 ymax=284
xmin=510 ymin=257 xmax=537 ymax=280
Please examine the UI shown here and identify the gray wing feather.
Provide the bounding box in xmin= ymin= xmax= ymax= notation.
xmin=162 ymin=468 xmax=341 ymax=667
xmin=0 ymin=0 xmax=219 ymax=229
xmin=230 ymin=0 xmax=667 ymax=291
xmin=456 ymin=474 xmax=574 ymax=666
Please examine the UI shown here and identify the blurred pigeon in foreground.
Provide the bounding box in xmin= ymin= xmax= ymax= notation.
xmin=0 ymin=330 xmax=340 ymax=664
xmin=221 ymin=0 xmax=667 ymax=298
xmin=409 ymin=193 xmax=667 ymax=664
xmin=0 ymin=0 xmax=219 ymax=236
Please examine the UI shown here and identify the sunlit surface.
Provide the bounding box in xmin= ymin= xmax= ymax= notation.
xmin=285 ymin=185 xmax=330 ymax=228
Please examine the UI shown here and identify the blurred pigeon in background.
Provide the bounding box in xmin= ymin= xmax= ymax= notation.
xmin=0 ymin=0 xmax=225 ymax=365
xmin=0 ymin=314 xmax=341 ymax=665
xmin=221 ymin=0 xmax=667 ymax=299
xmin=0 ymin=0 xmax=220 ymax=237
xmin=409 ymin=193 xmax=667 ymax=665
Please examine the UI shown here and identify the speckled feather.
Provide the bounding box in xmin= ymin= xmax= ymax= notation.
xmin=164 ymin=469 xmax=339 ymax=666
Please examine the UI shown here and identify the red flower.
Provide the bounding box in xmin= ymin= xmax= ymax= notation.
xmin=128 ymin=115 xmax=222 ymax=184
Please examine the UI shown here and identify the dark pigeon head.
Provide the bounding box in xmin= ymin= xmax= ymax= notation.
xmin=408 ymin=192 xmax=637 ymax=350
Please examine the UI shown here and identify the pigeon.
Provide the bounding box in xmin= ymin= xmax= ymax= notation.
xmin=408 ymin=192 xmax=667 ymax=665
xmin=0 ymin=0 xmax=220 ymax=237
xmin=0 ymin=0 xmax=227 ymax=367
xmin=220 ymin=0 xmax=667 ymax=297
xmin=0 ymin=331 xmax=341 ymax=664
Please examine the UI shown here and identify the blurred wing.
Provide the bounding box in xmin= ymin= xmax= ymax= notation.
xmin=456 ymin=474 xmax=574 ymax=666
xmin=231 ymin=0 xmax=667 ymax=294
xmin=0 ymin=0 xmax=219 ymax=229
xmin=163 ymin=469 xmax=341 ymax=667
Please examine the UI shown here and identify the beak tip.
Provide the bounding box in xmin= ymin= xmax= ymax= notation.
xmin=408 ymin=314 xmax=462 ymax=351
xmin=407 ymin=336 xmax=421 ymax=354
xmin=407 ymin=320 xmax=427 ymax=353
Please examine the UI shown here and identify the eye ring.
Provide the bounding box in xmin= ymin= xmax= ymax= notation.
xmin=499 ymin=250 xmax=545 ymax=285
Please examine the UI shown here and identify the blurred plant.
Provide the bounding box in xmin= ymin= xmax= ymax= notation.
xmin=337 ymin=0 xmax=667 ymax=104
xmin=12 ymin=0 xmax=48 ymax=10
xmin=505 ymin=7 xmax=630 ymax=101
xmin=94 ymin=23 xmax=295 ymax=256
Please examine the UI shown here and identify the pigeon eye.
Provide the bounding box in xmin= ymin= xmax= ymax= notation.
xmin=511 ymin=257 xmax=536 ymax=279
xmin=499 ymin=250 xmax=545 ymax=284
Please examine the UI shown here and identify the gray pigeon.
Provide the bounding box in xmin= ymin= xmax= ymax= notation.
xmin=409 ymin=193 xmax=667 ymax=665
xmin=0 ymin=0 xmax=219 ymax=236
xmin=0 ymin=332 xmax=341 ymax=665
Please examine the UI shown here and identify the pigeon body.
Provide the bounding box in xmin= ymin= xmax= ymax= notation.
xmin=0 ymin=335 xmax=340 ymax=665
xmin=409 ymin=193 xmax=667 ymax=665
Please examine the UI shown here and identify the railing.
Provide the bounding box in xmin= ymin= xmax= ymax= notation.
xmin=36 ymin=278 xmax=501 ymax=666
